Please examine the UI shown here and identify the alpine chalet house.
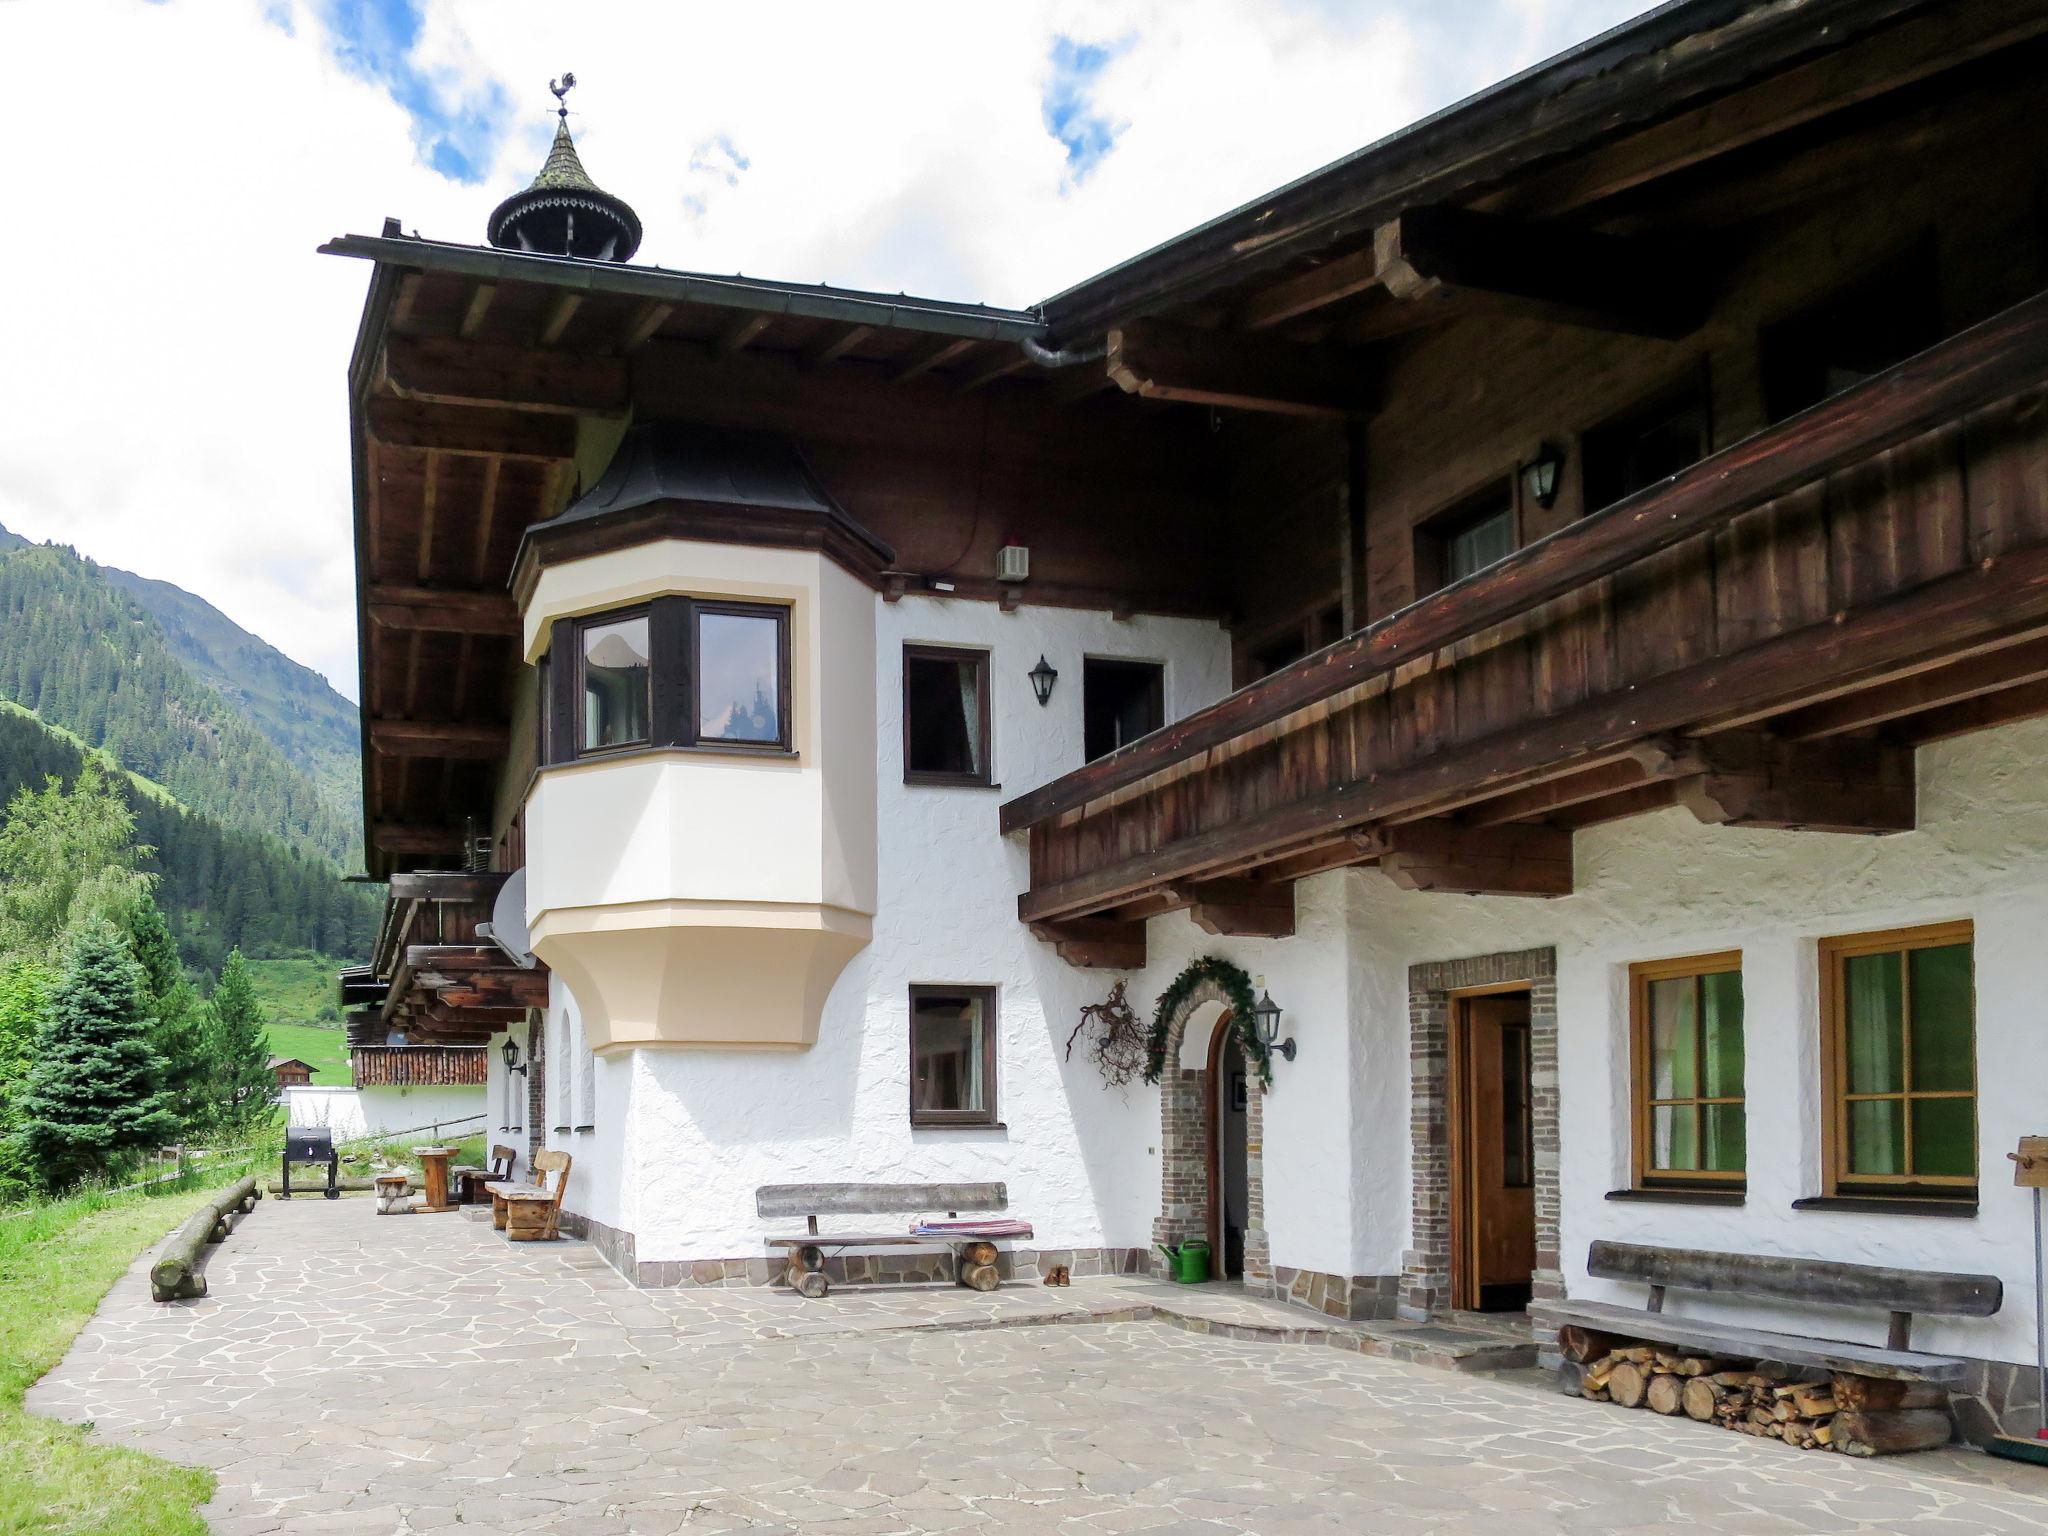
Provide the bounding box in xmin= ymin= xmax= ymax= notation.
xmin=335 ymin=0 xmax=2048 ymax=1444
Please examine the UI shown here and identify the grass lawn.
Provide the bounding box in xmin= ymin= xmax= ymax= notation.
xmin=263 ymin=1020 xmax=349 ymax=1083
xmin=0 ymin=1171 xmax=247 ymax=1536
xmin=244 ymin=953 xmax=344 ymax=1027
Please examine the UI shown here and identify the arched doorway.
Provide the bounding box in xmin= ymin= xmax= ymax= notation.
xmin=1152 ymin=980 xmax=1268 ymax=1286
xmin=1206 ymin=1013 xmax=1250 ymax=1278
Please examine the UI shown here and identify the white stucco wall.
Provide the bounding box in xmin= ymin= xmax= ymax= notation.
xmin=282 ymin=1084 xmax=486 ymax=1145
xmin=1319 ymin=714 xmax=2048 ymax=1366
xmin=541 ymin=593 xmax=1234 ymax=1260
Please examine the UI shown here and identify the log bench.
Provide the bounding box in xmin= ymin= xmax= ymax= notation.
xmin=757 ymin=1182 xmax=1032 ymax=1298
xmin=1534 ymin=1240 xmax=2002 ymax=1454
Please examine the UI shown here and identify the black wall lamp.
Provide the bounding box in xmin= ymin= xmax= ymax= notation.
xmin=500 ymin=1036 xmax=529 ymax=1076
xmin=1251 ymin=976 xmax=1295 ymax=1062
xmin=1521 ymin=442 xmax=1566 ymax=510
xmin=1028 ymin=654 xmax=1059 ymax=707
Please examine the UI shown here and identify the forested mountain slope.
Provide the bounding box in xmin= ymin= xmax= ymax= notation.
xmin=0 ymin=541 xmax=359 ymax=864
xmin=0 ymin=702 xmax=378 ymax=970
xmin=101 ymin=562 xmax=359 ymax=826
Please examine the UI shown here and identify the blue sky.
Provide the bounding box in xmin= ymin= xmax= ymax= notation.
xmin=308 ymin=0 xmax=510 ymax=182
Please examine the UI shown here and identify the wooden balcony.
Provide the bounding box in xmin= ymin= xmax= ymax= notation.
xmin=1006 ymin=289 xmax=2048 ymax=961
xmin=358 ymin=870 xmax=548 ymax=1044
xmin=351 ymin=1045 xmax=489 ymax=1089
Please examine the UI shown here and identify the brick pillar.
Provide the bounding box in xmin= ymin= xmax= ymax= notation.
xmin=1151 ymin=1065 xmax=1209 ymax=1276
xmin=525 ymin=1010 xmax=545 ymax=1167
xmin=1242 ymin=1076 xmax=1271 ymax=1289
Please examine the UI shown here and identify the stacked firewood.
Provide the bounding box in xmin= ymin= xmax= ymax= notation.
xmin=1561 ymin=1328 xmax=1949 ymax=1456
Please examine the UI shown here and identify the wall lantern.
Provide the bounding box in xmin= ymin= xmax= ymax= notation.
xmin=1520 ymin=442 xmax=1566 ymax=510
xmin=500 ymin=1036 xmax=528 ymax=1076
xmin=1028 ymin=654 xmax=1059 ymax=708
xmin=1250 ymin=976 xmax=1296 ymax=1062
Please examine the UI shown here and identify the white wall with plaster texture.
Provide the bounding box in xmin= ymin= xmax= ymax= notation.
xmin=1326 ymin=715 xmax=2048 ymax=1365
xmin=546 ymin=594 xmax=1236 ymax=1262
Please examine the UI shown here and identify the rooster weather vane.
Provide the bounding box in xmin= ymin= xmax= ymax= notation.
xmin=550 ymin=72 xmax=576 ymax=120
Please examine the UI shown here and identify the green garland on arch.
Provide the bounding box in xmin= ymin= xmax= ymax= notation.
xmin=1144 ymin=955 xmax=1271 ymax=1088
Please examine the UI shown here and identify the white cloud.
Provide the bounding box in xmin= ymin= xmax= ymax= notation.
xmin=0 ymin=0 xmax=1653 ymax=700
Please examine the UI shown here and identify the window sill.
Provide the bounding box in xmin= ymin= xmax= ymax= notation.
xmin=903 ymin=775 xmax=1002 ymax=791
xmin=1605 ymin=1186 xmax=1746 ymax=1207
xmin=911 ymin=1120 xmax=1007 ymax=1132
xmin=539 ymin=743 xmax=802 ymax=777
xmin=1791 ymin=1194 xmax=1978 ymax=1218
xmin=572 ymin=1124 xmax=595 ymax=1133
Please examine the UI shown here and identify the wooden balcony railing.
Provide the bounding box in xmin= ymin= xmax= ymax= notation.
xmin=1010 ymin=287 xmax=2048 ymax=936
xmin=351 ymin=1045 xmax=488 ymax=1089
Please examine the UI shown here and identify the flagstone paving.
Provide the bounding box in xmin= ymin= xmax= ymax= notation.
xmin=27 ymin=1197 xmax=2048 ymax=1534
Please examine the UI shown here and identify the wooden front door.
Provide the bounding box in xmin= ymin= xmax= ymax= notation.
xmin=1451 ymin=992 xmax=1536 ymax=1312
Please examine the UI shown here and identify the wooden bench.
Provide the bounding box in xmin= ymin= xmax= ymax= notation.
xmin=451 ymin=1144 xmax=517 ymax=1205
xmin=491 ymin=1149 xmax=572 ymax=1241
xmin=1534 ymin=1240 xmax=2002 ymax=1453
xmin=757 ymin=1182 xmax=1032 ymax=1298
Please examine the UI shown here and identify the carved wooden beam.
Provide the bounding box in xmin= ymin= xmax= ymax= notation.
xmin=1106 ymin=318 xmax=1375 ymax=420
xmin=370 ymin=821 xmax=467 ymax=855
xmin=365 ymin=398 xmax=579 ymax=462
xmin=1376 ymin=820 xmax=1573 ymax=897
xmin=383 ymin=336 xmax=628 ymax=417
xmin=367 ymin=585 xmax=520 ymax=637
xmin=369 ymin=719 xmax=510 ymax=758
xmin=1374 ymin=205 xmax=1710 ymax=338
xmin=1166 ymin=878 xmax=1297 ymax=938
xmin=1030 ymin=918 xmax=1145 ymax=970
xmin=1675 ymin=734 xmax=1915 ymax=834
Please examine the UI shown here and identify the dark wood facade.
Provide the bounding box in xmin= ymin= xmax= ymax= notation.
xmin=327 ymin=0 xmax=2048 ymax=969
xmin=351 ymin=1045 xmax=489 ymax=1089
xmin=358 ymin=871 xmax=544 ymax=1044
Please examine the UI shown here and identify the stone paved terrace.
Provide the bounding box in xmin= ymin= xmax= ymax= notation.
xmin=27 ymin=1197 xmax=2048 ymax=1534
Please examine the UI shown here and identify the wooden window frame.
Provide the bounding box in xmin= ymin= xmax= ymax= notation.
xmin=1081 ymin=655 xmax=1167 ymax=764
xmin=571 ymin=604 xmax=654 ymax=759
xmin=901 ymin=643 xmax=992 ymax=787
xmin=908 ymin=984 xmax=999 ymax=1128
xmin=1819 ymin=919 xmax=1976 ymax=1199
xmin=545 ymin=597 xmax=793 ymax=765
xmin=1630 ymin=950 xmax=1746 ymax=1190
xmin=1414 ymin=478 xmax=1518 ymax=596
xmin=684 ymin=599 xmax=794 ymax=754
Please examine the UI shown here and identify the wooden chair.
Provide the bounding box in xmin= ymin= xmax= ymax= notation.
xmin=493 ymin=1149 xmax=572 ymax=1241
xmin=451 ymin=1144 xmax=517 ymax=1205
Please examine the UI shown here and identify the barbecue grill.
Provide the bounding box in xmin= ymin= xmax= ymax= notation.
xmin=281 ymin=1125 xmax=339 ymax=1199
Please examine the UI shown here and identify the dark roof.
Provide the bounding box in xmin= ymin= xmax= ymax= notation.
xmin=520 ymin=420 xmax=895 ymax=565
xmin=1034 ymin=0 xmax=1943 ymax=341
xmin=320 ymin=231 xmax=1042 ymax=343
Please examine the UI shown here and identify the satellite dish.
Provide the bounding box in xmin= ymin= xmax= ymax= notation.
xmin=475 ymin=866 xmax=536 ymax=968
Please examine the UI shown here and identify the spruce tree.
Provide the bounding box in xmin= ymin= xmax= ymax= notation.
xmin=129 ymin=895 xmax=212 ymax=1138
xmin=13 ymin=920 xmax=175 ymax=1189
xmin=207 ymin=949 xmax=274 ymax=1135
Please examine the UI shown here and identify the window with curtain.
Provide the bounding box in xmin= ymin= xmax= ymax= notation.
xmin=1631 ymin=952 xmax=1745 ymax=1186
xmin=909 ymin=986 xmax=997 ymax=1126
xmin=902 ymin=645 xmax=991 ymax=785
xmin=1822 ymin=921 xmax=1975 ymax=1196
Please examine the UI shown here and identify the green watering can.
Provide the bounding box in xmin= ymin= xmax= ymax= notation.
xmin=1157 ymin=1238 xmax=1210 ymax=1284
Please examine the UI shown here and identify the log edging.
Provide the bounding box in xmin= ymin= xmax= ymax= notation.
xmin=149 ymin=1176 xmax=263 ymax=1303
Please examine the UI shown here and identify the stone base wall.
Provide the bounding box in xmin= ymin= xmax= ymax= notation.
xmin=1955 ymin=1358 xmax=2047 ymax=1447
xmin=1265 ymin=1267 xmax=1400 ymax=1321
xmin=565 ymin=1212 xmax=1147 ymax=1292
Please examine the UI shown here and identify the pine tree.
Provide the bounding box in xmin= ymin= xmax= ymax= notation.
xmin=206 ymin=949 xmax=273 ymax=1135
xmin=129 ymin=895 xmax=212 ymax=1138
xmin=12 ymin=920 xmax=175 ymax=1189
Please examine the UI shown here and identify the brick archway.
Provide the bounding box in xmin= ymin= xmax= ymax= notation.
xmin=1404 ymin=947 xmax=1560 ymax=1320
xmin=1152 ymin=980 xmax=1270 ymax=1287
